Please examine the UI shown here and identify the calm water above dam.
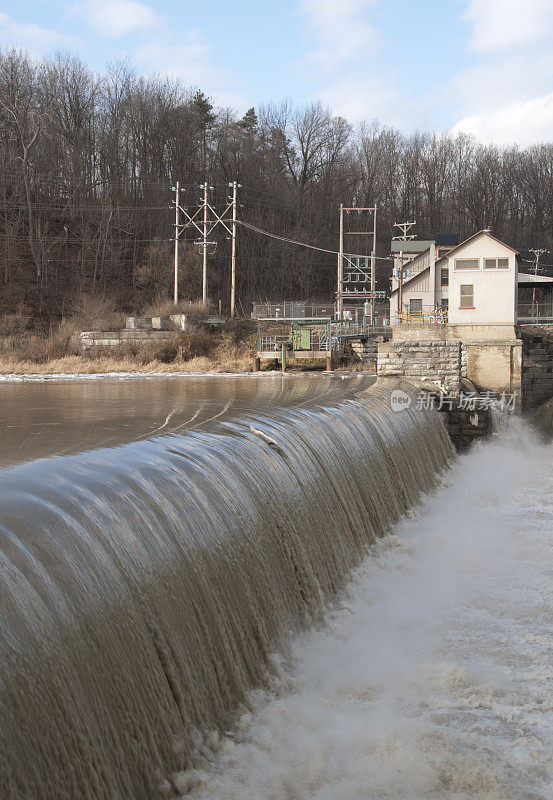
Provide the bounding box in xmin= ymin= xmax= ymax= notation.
xmin=0 ymin=374 xmax=374 ymax=468
xmin=1 ymin=376 xmax=552 ymax=800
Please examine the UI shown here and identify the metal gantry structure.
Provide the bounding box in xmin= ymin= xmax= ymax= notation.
xmin=172 ymin=181 xmax=240 ymax=316
xmin=336 ymin=204 xmax=382 ymax=322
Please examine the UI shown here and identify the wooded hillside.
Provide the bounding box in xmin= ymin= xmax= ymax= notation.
xmin=1 ymin=48 xmax=552 ymax=323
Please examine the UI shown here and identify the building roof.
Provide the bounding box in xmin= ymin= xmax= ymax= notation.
xmin=391 ymin=240 xmax=433 ymax=253
xmin=434 ymin=232 xmax=459 ymax=246
xmin=442 ymin=230 xmax=519 ymax=259
xmin=518 ymin=273 xmax=553 ymax=285
xmin=390 ymin=230 xmax=521 ymax=296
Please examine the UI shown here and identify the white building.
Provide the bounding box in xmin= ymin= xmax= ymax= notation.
xmin=389 ymin=230 xmax=520 ymax=328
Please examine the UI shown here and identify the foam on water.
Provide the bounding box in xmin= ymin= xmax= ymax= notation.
xmin=185 ymin=418 xmax=553 ymax=800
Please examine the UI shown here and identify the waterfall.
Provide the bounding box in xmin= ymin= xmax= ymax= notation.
xmin=0 ymin=380 xmax=453 ymax=800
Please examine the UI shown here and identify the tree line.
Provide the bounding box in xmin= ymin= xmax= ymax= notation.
xmin=1 ymin=47 xmax=552 ymax=323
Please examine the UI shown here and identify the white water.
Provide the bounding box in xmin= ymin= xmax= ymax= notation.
xmin=183 ymin=419 xmax=553 ymax=800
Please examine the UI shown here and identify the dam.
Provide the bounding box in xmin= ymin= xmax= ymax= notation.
xmin=1 ymin=376 xmax=552 ymax=798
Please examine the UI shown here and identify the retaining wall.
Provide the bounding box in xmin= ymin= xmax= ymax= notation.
xmin=80 ymin=330 xmax=175 ymax=353
xmin=520 ymin=326 xmax=553 ymax=411
xmin=377 ymin=340 xmax=462 ymax=393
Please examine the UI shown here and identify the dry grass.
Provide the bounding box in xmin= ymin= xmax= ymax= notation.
xmin=69 ymin=293 xmax=127 ymax=332
xmin=0 ymin=312 xmax=261 ymax=375
xmin=0 ymin=324 xmax=257 ymax=374
xmin=0 ymin=355 xmax=255 ymax=375
xmin=0 ymin=329 xmax=81 ymax=363
xmin=0 ymin=310 xmax=32 ymax=336
xmin=141 ymin=296 xmax=214 ymax=318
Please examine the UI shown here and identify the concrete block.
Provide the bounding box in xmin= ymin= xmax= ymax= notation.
xmin=126 ymin=317 xmax=152 ymax=330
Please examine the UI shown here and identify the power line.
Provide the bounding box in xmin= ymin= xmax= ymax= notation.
xmin=521 ymin=257 xmax=553 ymax=269
xmin=236 ymin=218 xmax=391 ymax=260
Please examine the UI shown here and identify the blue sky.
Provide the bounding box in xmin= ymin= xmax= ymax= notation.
xmin=2 ymin=0 xmax=553 ymax=144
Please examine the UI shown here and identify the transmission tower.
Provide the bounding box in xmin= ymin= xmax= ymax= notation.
xmin=172 ymin=182 xmax=239 ymax=310
xmin=337 ymin=204 xmax=378 ymax=322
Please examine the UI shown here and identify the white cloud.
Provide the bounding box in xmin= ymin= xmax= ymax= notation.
xmin=297 ymin=0 xmax=379 ymax=74
xmin=71 ymin=0 xmax=241 ymax=104
xmin=136 ymin=32 xmax=223 ymax=89
xmin=463 ymin=0 xmax=553 ymax=52
xmin=0 ymin=12 xmax=81 ymax=53
xmin=446 ymin=2 xmax=553 ymax=144
xmin=319 ymin=72 xmax=426 ymax=130
xmin=452 ymin=92 xmax=553 ymax=146
xmin=72 ymin=0 xmax=160 ymax=39
xmin=448 ymin=52 xmax=553 ymax=112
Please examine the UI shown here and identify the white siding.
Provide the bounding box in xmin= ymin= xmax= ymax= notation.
xmin=447 ymin=234 xmax=517 ymax=325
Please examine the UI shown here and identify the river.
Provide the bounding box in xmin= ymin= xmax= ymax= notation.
xmin=1 ymin=377 xmax=551 ymax=799
xmin=0 ymin=374 xmax=374 ymax=468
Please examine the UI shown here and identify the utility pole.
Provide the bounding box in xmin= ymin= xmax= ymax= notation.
xmin=337 ymin=204 xmax=344 ymax=319
xmin=201 ymin=182 xmax=209 ymax=306
xmin=171 ymin=180 xmax=239 ymax=313
xmin=370 ymin=206 xmax=377 ymax=325
xmin=392 ymin=221 xmax=416 ymax=319
xmin=229 ymin=181 xmax=238 ymax=318
xmin=173 ymin=181 xmax=180 ymax=305
xmin=530 ymin=247 xmax=548 ymax=315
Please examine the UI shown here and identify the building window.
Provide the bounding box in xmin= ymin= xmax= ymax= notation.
xmin=455 ymin=258 xmax=479 ymax=270
xmin=437 ymin=248 xmax=450 ymax=258
xmin=484 ymin=257 xmax=509 ymax=269
xmin=460 ymin=285 xmax=474 ymax=308
xmin=440 ymin=298 xmax=449 ymax=310
xmin=441 ymin=268 xmax=449 ymax=286
xmin=410 ymin=298 xmax=422 ymax=316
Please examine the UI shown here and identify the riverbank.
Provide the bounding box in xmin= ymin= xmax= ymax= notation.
xmin=0 ymin=306 xmax=260 ymax=375
xmin=0 ymin=353 xmax=257 ymax=376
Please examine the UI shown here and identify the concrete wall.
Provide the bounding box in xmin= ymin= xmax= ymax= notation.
xmin=80 ymin=330 xmax=175 ymax=353
xmin=464 ymin=341 xmax=522 ymax=397
xmin=380 ymin=323 xmax=521 ymax=398
xmin=440 ymin=403 xmax=493 ymax=451
xmin=126 ymin=314 xmax=224 ymax=331
xmin=390 ymin=323 xmax=518 ymax=343
xmin=350 ymin=339 xmax=378 ymax=364
xmin=81 ymin=314 xmax=227 ymax=354
xmin=377 ymin=340 xmax=462 ymax=393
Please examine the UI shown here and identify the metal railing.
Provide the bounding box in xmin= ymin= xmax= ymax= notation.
xmin=259 ymin=333 xmax=331 ymax=352
xmin=252 ymin=302 xmax=335 ymax=320
xmin=332 ymin=323 xmax=373 ymax=338
xmin=392 ymin=306 xmax=449 ymax=325
xmin=518 ymin=303 xmax=553 ymax=322
xmin=259 ymin=335 xmax=289 ymax=351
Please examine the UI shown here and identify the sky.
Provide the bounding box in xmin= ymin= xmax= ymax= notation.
xmin=1 ymin=0 xmax=553 ymax=145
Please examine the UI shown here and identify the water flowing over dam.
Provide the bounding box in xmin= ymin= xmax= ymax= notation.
xmin=188 ymin=416 xmax=553 ymax=800
xmin=0 ymin=378 xmax=453 ymax=800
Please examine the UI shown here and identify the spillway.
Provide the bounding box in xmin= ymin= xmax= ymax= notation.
xmin=0 ymin=379 xmax=453 ymax=799
xmin=186 ymin=415 xmax=553 ymax=800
